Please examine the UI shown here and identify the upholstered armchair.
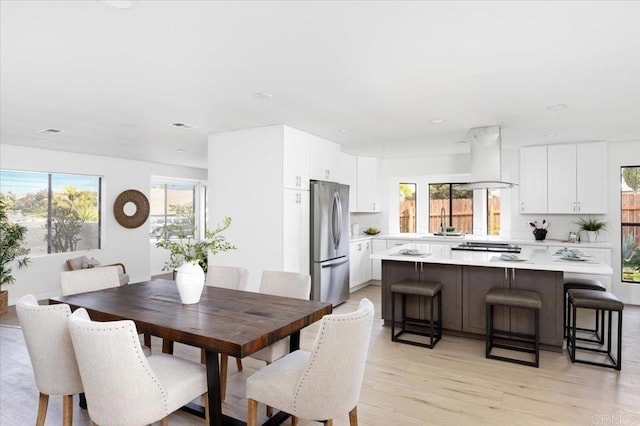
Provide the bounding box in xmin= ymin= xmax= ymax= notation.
xmin=65 ymin=255 xmax=129 ymax=285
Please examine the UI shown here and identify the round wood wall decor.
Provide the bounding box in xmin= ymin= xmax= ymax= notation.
xmin=113 ymin=189 xmax=150 ymax=229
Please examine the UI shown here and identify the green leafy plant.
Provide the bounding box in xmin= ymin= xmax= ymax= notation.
xmin=575 ymin=217 xmax=607 ymax=233
xmin=0 ymin=199 xmax=31 ymax=287
xmin=155 ymin=216 xmax=236 ymax=273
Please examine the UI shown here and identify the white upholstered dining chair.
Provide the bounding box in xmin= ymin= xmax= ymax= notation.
xmin=60 ymin=265 xmax=153 ymax=351
xmin=250 ymin=270 xmax=312 ymax=417
xmin=16 ymin=294 xmax=84 ymax=426
xmin=68 ymin=308 xmax=208 ymax=426
xmin=206 ymin=265 xmax=249 ymax=290
xmin=204 ymin=265 xmax=250 ymax=400
xmin=246 ymin=298 xmax=374 ymax=426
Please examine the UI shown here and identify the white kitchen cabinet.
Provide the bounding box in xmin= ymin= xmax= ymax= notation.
xmin=576 ymin=143 xmax=607 ymax=213
xmin=549 ymin=143 xmax=608 ymax=213
xmin=283 ymin=126 xmax=310 ymax=190
xmin=340 ymin=152 xmax=357 ymax=210
xmin=371 ymin=239 xmax=386 ymax=280
xmin=519 ymin=145 xmax=548 ymax=214
xmin=349 ymin=239 xmax=372 ymax=289
xmin=283 ymin=189 xmax=309 ymax=274
xmin=356 ymin=156 xmax=380 ymax=212
xmin=309 ymin=134 xmax=341 ymax=182
xmin=547 ymin=142 xmax=608 ymax=214
xmin=522 ymin=142 xmax=607 ymax=215
xmin=208 ymin=125 xmax=312 ymax=290
xmin=340 ymin=153 xmax=381 ymax=213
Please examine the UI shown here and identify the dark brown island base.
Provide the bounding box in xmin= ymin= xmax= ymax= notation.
xmin=382 ymin=260 xmax=564 ymax=352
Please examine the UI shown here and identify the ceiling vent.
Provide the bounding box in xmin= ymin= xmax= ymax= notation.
xmin=35 ymin=128 xmax=63 ymax=134
xmin=460 ymin=125 xmax=518 ymax=190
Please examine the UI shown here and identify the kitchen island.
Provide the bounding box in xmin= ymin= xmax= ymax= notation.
xmin=371 ymin=243 xmax=613 ymax=352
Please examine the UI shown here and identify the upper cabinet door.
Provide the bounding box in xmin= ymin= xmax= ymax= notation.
xmin=340 ymin=152 xmax=357 ymax=211
xmin=309 ymin=135 xmax=341 ymax=182
xmin=283 ymin=127 xmax=310 ymax=190
xmin=356 ymin=156 xmax=380 ymax=212
xmin=548 ymin=144 xmax=577 ymax=213
xmin=576 ymin=142 xmax=607 ymax=214
xmin=519 ymin=145 xmax=548 ymax=213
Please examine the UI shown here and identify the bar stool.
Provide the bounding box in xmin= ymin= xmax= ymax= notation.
xmin=486 ymin=288 xmax=541 ymax=368
xmin=391 ymin=280 xmax=442 ymax=349
xmin=567 ymin=289 xmax=623 ymax=370
xmin=564 ymin=278 xmax=606 ymax=342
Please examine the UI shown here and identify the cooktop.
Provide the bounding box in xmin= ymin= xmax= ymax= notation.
xmin=451 ymin=242 xmax=521 ymax=253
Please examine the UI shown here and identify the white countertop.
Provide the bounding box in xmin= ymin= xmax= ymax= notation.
xmin=370 ymin=243 xmax=613 ymax=275
xmin=353 ymin=233 xmax=613 ymax=249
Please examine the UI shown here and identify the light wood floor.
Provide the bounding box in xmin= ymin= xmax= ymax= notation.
xmin=1 ymin=284 xmax=639 ymax=425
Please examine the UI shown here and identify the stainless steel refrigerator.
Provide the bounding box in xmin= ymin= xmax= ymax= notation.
xmin=310 ymin=180 xmax=350 ymax=306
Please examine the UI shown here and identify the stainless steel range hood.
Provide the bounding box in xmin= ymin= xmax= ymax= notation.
xmin=461 ymin=125 xmax=518 ymax=190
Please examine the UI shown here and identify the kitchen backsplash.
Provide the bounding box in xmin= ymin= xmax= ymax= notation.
xmin=350 ymin=213 xmax=384 ymax=235
xmin=514 ymin=214 xmax=611 ymax=242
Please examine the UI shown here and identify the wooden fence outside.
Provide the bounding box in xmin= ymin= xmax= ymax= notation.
xmin=399 ymin=198 xmax=500 ymax=233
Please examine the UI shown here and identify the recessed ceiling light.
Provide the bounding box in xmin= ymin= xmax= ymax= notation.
xmin=35 ymin=128 xmax=63 ymax=134
xmin=544 ymin=133 xmax=559 ymax=138
xmin=546 ymin=104 xmax=568 ymax=111
xmin=430 ymin=119 xmax=446 ymax=124
xmin=170 ymin=122 xmax=195 ymax=129
xmin=254 ymin=92 xmax=273 ymax=100
xmin=177 ymin=149 xmax=186 ymax=153
xmin=338 ymin=129 xmax=350 ymax=134
xmin=455 ymin=140 xmax=468 ymax=145
xmin=99 ymin=0 xmax=134 ymax=9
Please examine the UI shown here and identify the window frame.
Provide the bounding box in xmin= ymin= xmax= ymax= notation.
xmin=621 ymin=165 xmax=640 ymax=284
xmin=428 ymin=183 xmax=474 ymax=234
xmin=149 ymin=178 xmax=208 ymax=242
xmin=0 ymin=168 xmax=103 ymax=255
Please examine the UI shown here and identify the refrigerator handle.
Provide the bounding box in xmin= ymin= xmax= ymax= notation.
xmin=321 ymin=257 xmax=349 ymax=268
xmin=332 ymin=191 xmax=341 ymax=250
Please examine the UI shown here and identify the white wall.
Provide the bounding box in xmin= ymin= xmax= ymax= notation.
xmin=0 ymin=144 xmax=206 ymax=305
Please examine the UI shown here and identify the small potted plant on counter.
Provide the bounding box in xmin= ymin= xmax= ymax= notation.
xmin=575 ymin=217 xmax=607 ymax=243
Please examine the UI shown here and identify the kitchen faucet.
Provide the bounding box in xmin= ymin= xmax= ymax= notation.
xmin=440 ymin=207 xmax=446 ymax=235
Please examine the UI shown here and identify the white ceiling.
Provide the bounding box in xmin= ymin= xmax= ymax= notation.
xmin=1 ymin=0 xmax=639 ymax=169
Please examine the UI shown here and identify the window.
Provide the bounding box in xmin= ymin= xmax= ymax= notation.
xmin=150 ymin=180 xmax=208 ymax=240
xmin=429 ymin=183 xmax=473 ymax=234
xmin=399 ymin=183 xmax=416 ymax=233
xmin=0 ymin=169 xmax=101 ymax=255
xmin=622 ymin=166 xmax=640 ymax=283
xmin=487 ymin=188 xmax=501 ymax=236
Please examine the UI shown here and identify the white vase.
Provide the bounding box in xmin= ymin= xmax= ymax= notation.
xmin=586 ymin=231 xmax=597 ymax=243
xmin=175 ymin=261 xmax=205 ymax=304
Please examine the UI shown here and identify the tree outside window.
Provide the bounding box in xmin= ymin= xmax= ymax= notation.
xmin=0 ymin=170 xmax=101 ymax=255
xmin=399 ymin=183 xmax=416 ymax=233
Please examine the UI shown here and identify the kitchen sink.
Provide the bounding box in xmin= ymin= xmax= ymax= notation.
xmin=426 ymin=232 xmax=465 ymax=237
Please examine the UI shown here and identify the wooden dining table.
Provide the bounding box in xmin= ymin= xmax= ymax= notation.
xmin=49 ymin=279 xmax=332 ymax=426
